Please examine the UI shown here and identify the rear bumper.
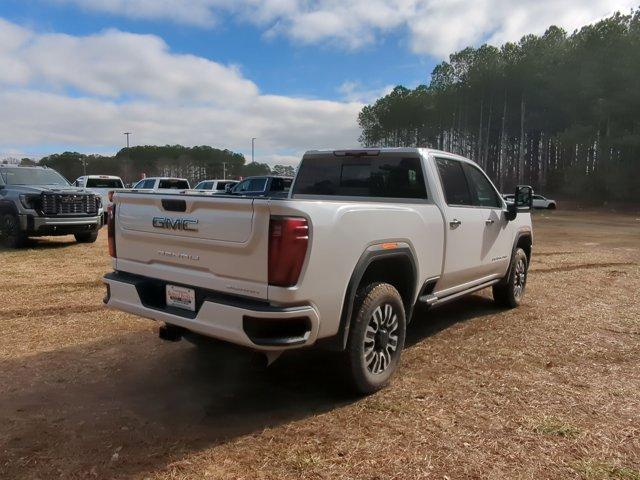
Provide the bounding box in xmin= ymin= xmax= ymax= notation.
xmin=20 ymin=213 xmax=102 ymax=236
xmin=102 ymin=271 xmax=320 ymax=351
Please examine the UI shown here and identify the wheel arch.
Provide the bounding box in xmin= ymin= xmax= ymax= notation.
xmin=505 ymin=230 xmax=532 ymax=281
xmin=515 ymin=231 xmax=532 ymax=263
xmin=335 ymin=245 xmax=418 ymax=351
xmin=0 ymin=199 xmax=19 ymax=216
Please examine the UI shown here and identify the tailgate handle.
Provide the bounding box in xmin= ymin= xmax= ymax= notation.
xmin=162 ymin=199 xmax=187 ymax=212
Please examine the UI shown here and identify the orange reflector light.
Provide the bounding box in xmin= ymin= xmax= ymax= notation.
xmin=381 ymin=242 xmax=398 ymax=250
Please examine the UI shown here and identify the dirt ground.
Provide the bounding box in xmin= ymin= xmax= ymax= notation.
xmin=1 ymin=210 xmax=639 ymax=479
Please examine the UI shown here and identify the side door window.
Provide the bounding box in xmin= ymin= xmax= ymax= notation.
xmin=248 ymin=178 xmax=267 ymax=192
xmin=435 ymin=158 xmax=472 ymax=206
xmin=461 ymin=164 xmax=502 ymax=208
xmin=234 ymin=180 xmax=251 ymax=193
xmin=270 ymin=178 xmax=284 ymax=191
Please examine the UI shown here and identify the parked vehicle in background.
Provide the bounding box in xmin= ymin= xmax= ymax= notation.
xmin=103 ymin=148 xmax=534 ymax=394
xmin=132 ymin=177 xmax=190 ymax=190
xmin=229 ymin=175 xmax=292 ymax=197
xmin=74 ymin=175 xmax=124 ymax=223
xmin=0 ymin=165 xmax=102 ymax=247
xmin=193 ymin=179 xmax=238 ymax=193
xmin=504 ymin=193 xmax=556 ymax=209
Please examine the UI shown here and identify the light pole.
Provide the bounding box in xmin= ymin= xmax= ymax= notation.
xmin=251 ymin=137 xmax=256 ymax=164
xmin=123 ymin=132 xmax=132 ymax=184
xmin=222 ymin=162 xmax=227 ymax=180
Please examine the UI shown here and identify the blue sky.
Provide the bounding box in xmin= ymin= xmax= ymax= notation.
xmin=0 ymin=0 xmax=428 ymax=101
xmin=0 ymin=0 xmax=633 ymax=165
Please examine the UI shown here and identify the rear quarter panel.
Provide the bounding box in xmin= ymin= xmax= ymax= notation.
xmin=264 ymin=198 xmax=445 ymax=339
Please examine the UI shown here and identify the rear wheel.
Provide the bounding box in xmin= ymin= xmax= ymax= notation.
xmin=0 ymin=213 xmax=27 ymax=248
xmin=493 ymin=248 xmax=528 ymax=308
xmin=343 ymin=282 xmax=406 ymax=395
xmin=74 ymin=231 xmax=99 ymax=243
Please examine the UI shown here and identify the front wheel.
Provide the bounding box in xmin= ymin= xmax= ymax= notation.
xmin=74 ymin=231 xmax=99 ymax=243
xmin=343 ymin=282 xmax=406 ymax=395
xmin=0 ymin=213 xmax=27 ymax=248
xmin=493 ymin=248 xmax=529 ymax=308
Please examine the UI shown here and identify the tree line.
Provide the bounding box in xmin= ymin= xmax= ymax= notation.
xmin=358 ymin=10 xmax=640 ymax=202
xmin=31 ymin=145 xmax=295 ymax=185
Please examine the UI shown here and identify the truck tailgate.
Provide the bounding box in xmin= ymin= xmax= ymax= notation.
xmin=113 ymin=192 xmax=270 ymax=300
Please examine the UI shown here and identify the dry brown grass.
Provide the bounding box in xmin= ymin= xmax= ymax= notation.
xmin=0 ymin=210 xmax=639 ymax=479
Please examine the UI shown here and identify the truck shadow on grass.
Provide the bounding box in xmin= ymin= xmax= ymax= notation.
xmin=0 ymin=294 xmax=498 ymax=478
xmin=406 ymin=294 xmax=501 ymax=347
xmin=0 ymin=238 xmax=79 ymax=252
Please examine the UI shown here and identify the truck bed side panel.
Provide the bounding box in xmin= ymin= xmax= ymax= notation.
xmin=264 ymin=199 xmax=445 ymax=339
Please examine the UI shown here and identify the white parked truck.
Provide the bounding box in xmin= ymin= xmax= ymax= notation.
xmin=74 ymin=175 xmax=125 ymax=223
xmin=103 ymin=148 xmax=533 ymax=393
xmin=193 ymin=179 xmax=238 ymax=193
xmin=132 ymin=177 xmax=190 ymax=190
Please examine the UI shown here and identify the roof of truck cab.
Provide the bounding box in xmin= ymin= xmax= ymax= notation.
xmin=80 ymin=174 xmax=122 ymax=179
xmin=196 ymin=179 xmax=237 ymax=182
xmin=302 ymin=148 xmax=479 ymax=164
xmin=304 ymin=147 xmax=467 ymax=156
xmin=0 ymin=164 xmax=47 ymax=169
xmin=137 ymin=177 xmax=188 ymax=181
xmin=242 ymin=175 xmax=293 ymax=179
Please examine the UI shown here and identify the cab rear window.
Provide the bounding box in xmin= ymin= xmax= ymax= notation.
xmin=158 ymin=179 xmax=189 ymax=189
xmin=293 ymin=155 xmax=427 ymax=199
xmin=86 ymin=178 xmax=124 ymax=188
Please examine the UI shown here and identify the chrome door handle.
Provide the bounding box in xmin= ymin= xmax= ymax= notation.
xmin=485 ymin=219 xmax=495 ymax=225
xmin=449 ymin=219 xmax=462 ymax=228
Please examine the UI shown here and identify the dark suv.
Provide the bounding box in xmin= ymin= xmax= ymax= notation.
xmin=0 ymin=165 xmax=102 ymax=248
xmin=229 ymin=176 xmax=293 ymax=197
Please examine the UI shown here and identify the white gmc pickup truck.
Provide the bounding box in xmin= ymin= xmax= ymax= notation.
xmin=103 ymin=148 xmax=533 ymax=393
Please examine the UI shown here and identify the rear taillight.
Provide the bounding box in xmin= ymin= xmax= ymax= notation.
xmin=268 ymin=217 xmax=309 ymax=287
xmin=107 ymin=204 xmax=116 ymax=258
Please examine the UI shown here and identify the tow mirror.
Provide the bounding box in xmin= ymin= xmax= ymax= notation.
xmin=506 ymin=185 xmax=533 ymax=221
xmin=225 ymin=184 xmax=232 ymax=193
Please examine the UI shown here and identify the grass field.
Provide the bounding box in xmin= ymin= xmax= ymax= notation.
xmin=1 ymin=210 xmax=639 ymax=479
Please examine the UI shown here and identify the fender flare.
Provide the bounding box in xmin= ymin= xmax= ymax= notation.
xmin=504 ymin=229 xmax=532 ymax=281
xmin=336 ymin=245 xmax=417 ymax=350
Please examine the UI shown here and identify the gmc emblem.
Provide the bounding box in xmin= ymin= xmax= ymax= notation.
xmin=152 ymin=217 xmax=199 ymax=231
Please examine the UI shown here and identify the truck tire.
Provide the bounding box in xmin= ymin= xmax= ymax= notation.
xmin=74 ymin=231 xmax=99 ymax=243
xmin=343 ymin=282 xmax=406 ymax=395
xmin=493 ymin=247 xmax=528 ymax=308
xmin=0 ymin=213 xmax=27 ymax=248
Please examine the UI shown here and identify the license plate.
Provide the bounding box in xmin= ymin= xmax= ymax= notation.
xmin=166 ymin=284 xmax=196 ymax=311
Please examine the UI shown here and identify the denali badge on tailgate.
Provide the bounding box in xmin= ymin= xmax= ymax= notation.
xmin=152 ymin=217 xmax=199 ymax=231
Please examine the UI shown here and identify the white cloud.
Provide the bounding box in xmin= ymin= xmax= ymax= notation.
xmin=0 ymin=19 xmax=362 ymax=164
xmin=338 ymin=81 xmax=395 ymax=104
xmin=1 ymin=22 xmax=258 ymax=104
xmin=51 ymin=0 xmax=636 ymax=57
xmin=53 ymin=0 xmax=220 ymax=27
